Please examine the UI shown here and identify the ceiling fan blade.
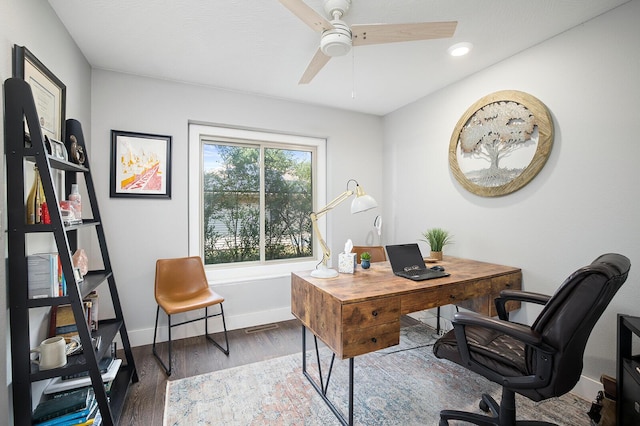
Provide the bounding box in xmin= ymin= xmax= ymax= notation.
xmin=279 ymin=0 xmax=334 ymax=33
xmin=352 ymin=21 xmax=457 ymax=46
xmin=299 ymin=49 xmax=331 ymax=84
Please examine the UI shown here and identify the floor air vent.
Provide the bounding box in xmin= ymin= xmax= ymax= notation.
xmin=245 ymin=323 xmax=279 ymax=334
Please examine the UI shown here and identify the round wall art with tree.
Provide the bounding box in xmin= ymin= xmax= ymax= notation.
xmin=449 ymin=90 xmax=554 ymax=197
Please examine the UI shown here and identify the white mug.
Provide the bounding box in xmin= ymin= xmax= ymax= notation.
xmin=31 ymin=336 xmax=67 ymax=370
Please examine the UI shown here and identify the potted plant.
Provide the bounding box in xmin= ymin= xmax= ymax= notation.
xmin=360 ymin=252 xmax=372 ymax=269
xmin=420 ymin=228 xmax=452 ymax=261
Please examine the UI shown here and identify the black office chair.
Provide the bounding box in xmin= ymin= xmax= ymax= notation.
xmin=433 ymin=253 xmax=630 ymax=425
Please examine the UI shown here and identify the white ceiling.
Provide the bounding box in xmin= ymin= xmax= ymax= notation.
xmin=48 ymin=0 xmax=629 ymax=116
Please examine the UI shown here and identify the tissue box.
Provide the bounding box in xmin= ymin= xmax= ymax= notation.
xmin=338 ymin=252 xmax=356 ymax=273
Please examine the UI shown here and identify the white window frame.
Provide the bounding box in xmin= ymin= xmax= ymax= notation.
xmin=188 ymin=123 xmax=326 ymax=284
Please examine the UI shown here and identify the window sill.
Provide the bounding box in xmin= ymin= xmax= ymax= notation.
xmin=204 ymin=259 xmax=320 ymax=286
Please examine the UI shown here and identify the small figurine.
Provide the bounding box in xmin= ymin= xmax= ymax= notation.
xmin=69 ymin=135 xmax=85 ymax=164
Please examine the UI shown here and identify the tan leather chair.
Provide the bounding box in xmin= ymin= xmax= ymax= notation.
xmin=152 ymin=256 xmax=229 ymax=375
xmin=352 ymin=245 xmax=387 ymax=264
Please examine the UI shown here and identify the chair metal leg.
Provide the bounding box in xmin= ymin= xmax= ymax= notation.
xmin=205 ymin=304 xmax=230 ymax=355
xmin=153 ymin=303 xmax=229 ymax=376
xmin=152 ymin=306 xmax=173 ymax=376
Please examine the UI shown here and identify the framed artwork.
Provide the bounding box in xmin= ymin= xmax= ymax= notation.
xmin=449 ymin=90 xmax=554 ymax=197
xmin=110 ymin=130 xmax=172 ymax=199
xmin=13 ymin=45 xmax=67 ymax=142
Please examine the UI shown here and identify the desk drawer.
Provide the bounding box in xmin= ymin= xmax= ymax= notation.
xmin=491 ymin=273 xmax=521 ymax=293
xmin=440 ymin=280 xmax=486 ymax=305
xmin=444 ymin=273 xmax=522 ymax=316
xmin=341 ymin=297 xmax=401 ymax=358
xmin=342 ymin=297 xmax=400 ymax=330
xmin=342 ymin=321 xmax=400 ymax=359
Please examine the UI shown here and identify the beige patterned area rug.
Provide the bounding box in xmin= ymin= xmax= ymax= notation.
xmin=164 ymin=324 xmax=591 ymax=425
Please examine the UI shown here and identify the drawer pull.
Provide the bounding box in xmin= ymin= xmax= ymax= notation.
xmin=371 ymin=337 xmax=377 ymax=343
xmin=372 ymin=310 xmax=378 ymax=317
xmin=450 ymin=295 xmax=456 ymax=300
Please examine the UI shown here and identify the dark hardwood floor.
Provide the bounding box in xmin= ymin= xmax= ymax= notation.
xmin=118 ymin=316 xmax=421 ymax=425
xmin=118 ymin=319 xmax=303 ymax=425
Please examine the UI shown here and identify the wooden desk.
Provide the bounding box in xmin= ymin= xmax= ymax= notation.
xmin=291 ymin=256 xmax=522 ymax=424
xmin=292 ymin=256 xmax=522 ymax=359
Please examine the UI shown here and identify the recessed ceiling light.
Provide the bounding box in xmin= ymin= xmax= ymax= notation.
xmin=448 ymin=42 xmax=473 ymax=57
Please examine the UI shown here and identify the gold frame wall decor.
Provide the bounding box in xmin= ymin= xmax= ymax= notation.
xmin=449 ymin=90 xmax=554 ymax=197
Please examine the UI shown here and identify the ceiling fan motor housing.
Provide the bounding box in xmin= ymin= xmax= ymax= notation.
xmin=324 ymin=0 xmax=351 ymax=18
xmin=321 ymin=20 xmax=352 ymax=56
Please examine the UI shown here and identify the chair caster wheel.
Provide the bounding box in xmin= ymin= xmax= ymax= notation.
xmin=479 ymin=399 xmax=490 ymax=412
xmin=439 ymin=420 xmax=449 ymax=426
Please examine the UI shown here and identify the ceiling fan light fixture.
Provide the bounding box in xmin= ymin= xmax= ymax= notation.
xmin=448 ymin=42 xmax=473 ymax=57
xmin=321 ymin=20 xmax=352 ymax=56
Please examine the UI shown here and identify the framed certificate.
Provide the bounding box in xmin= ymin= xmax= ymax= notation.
xmin=13 ymin=45 xmax=67 ymax=143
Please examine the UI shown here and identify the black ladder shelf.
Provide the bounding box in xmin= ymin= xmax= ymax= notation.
xmin=5 ymin=77 xmax=138 ymax=425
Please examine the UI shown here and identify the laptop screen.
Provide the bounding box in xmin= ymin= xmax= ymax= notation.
xmin=385 ymin=243 xmax=428 ymax=273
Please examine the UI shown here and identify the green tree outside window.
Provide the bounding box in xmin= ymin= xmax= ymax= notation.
xmin=203 ymin=143 xmax=313 ymax=265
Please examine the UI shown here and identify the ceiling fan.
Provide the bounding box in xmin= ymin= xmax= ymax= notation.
xmin=279 ymin=0 xmax=458 ymax=84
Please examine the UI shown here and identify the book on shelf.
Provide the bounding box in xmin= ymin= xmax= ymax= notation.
xmin=32 ymin=387 xmax=92 ymax=424
xmin=27 ymin=253 xmax=61 ymax=298
xmin=49 ymin=304 xmax=75 ymax=339
xmin=48 ymin=293 xmax=100 ymax=352
xmin=44 ymin=358 xmax=121 ymax=394
xmin=34 ymin=395 xmax=98 ymax=426
xmin=27 ymin=252 xmax=68 ymax=298
xmin=61 ymin=352 xmax=115 ymax=380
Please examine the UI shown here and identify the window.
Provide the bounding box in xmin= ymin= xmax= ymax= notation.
xmin=189 ymin=124 xmax=326 ymax=280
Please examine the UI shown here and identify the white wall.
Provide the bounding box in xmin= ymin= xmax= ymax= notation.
xmin=383 ymin=0 xmax=640 ymax=399
xmin=1 ymin=0 xmax=92 ymax=423
xmin=90 ymin=70 xmax=384 ymax=346
xmin=3 ymin=0 xmax=639 ymax=420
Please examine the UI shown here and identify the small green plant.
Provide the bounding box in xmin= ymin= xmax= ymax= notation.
xmin=360 ymin=252 xmax=371 ymax=261
xmin=420 ymin=228 xmax=453 ymax=252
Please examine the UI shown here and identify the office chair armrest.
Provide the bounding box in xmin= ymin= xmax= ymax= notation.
xmin=451 ymin=311 xmax=556 ymax=389
xmin=452 ymin=311 xmax=543 ymax=347
xmin=452 ymin=312 xmax=556 ymax=389
xmin=495 ymin=289 xmax=551 ymax=320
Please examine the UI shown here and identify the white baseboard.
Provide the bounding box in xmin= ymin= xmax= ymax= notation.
xmin=572 ymin=374 xmax=601 ymax=402
xmin=124 ymin=307 xmax=295 ymax=348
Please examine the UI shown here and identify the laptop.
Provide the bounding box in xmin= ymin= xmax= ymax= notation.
xmin=385 ymin=243 xmax=450 ymax=281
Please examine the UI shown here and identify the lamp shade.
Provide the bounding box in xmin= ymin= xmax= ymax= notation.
xmin=350 ymin=184 xmax=378 ymax=214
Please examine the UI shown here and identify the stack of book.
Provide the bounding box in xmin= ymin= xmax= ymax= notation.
xmin=32 ymin=387 xmax=99 ymax=426
xmin=44 ymin=357 xmax=121 ymax=395
xmin=37 ymin=351 xmax=120 ymax=426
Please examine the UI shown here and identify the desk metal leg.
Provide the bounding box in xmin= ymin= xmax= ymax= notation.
xmin=301 ymin=326 xmax=354 ymax=426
